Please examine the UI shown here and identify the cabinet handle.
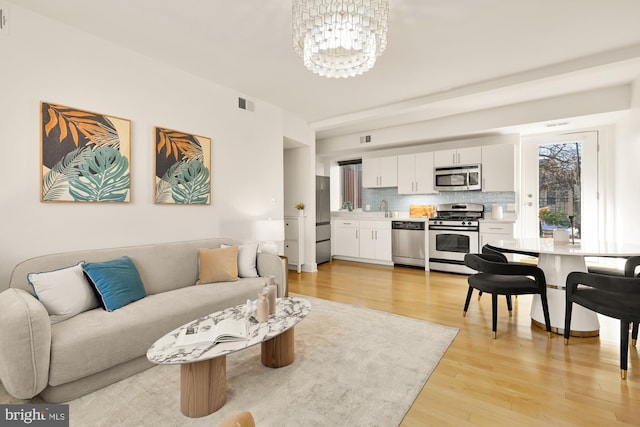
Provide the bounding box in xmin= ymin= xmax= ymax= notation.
xmin=371 ymin=230 xmax=374 ymax=240
xmin=457 ymin=152 xmax=461 ymax=164
xmin=375 ymin=230 xmax=378 ymax=240
xmin=415 ymin=182 xmax=418 ymax=192
xmin=452 ymin=153 xmax=456 ymax=164
xmin=356 ymin=230 xmax=359 ymax=239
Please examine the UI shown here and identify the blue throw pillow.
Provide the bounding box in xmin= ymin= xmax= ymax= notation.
xmin=83 ymin=256 xmax=146 ymax=312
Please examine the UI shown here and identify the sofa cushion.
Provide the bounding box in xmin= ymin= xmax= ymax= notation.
xmin=27 ymin=262 xmax=100 ymax=324
xmin=47 ymin=278 xmax=265 ymax=386
xmin=197 ymin=246 xmax=239 ymax=284
xmin=83 ymin=256 xmax=147 ymax=311
xmin=222 ymin=243 xmax=259 ymax=278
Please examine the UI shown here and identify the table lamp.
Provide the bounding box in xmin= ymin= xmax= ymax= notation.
xmin=255 ymin=219 xmax=285 ymax=254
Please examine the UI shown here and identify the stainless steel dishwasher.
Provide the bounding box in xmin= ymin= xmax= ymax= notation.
xmin=391 ymin=221 xmax=426 ymax=267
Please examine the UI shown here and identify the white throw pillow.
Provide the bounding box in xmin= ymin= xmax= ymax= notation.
xmin=27 ymin=262 xmax=100 ymax=324
xmin=221 ymin=243 xmax=259 ymax=278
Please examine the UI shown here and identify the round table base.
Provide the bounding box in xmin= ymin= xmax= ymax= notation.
xmin=180 ymin=356 xmax=226 ymax=418
xmin=531 ymin=318 xmax=599 ymax=337
xmin=261 ymin=327 xmax=295 ymax=368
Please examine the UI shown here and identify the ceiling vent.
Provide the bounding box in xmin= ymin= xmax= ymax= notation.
xmin=238 ymin=97 xmax=254 ymax=112
xmin=360 ymin=135 xmax=372 ymax=144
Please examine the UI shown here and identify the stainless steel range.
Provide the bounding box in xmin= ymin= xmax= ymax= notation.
xmin=428 ymin=203 xmax=484 ymax=274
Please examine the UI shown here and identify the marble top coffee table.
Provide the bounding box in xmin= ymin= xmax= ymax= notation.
xmin=147 ymin=297 xmax=311 ymax=418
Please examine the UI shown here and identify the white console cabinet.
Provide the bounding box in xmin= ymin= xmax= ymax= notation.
xmin=284 ymin=216 xmax=305 ymax=273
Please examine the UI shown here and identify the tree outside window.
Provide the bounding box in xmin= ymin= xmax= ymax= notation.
xmin=538 ymin=142 xmax=581 ymax=239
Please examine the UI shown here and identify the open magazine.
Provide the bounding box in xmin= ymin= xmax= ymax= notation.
xmin=175 ymin=318 xmax=248 ymax=346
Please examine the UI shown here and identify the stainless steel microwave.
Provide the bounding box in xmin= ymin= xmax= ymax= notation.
xmin=434 ymin=164 xmax=481 ymax=191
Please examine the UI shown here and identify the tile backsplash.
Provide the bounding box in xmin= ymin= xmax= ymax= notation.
xmin=362 ymin=188 xmax=516 ymax=214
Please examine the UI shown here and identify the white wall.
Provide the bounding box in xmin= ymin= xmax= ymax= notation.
xmin=0 ymin=5 xmax=312 ymax=289
xmin=283 ymin=113 xmax=317 ymax=271
xmin=614 ymin=75 xmax=640 ymax=242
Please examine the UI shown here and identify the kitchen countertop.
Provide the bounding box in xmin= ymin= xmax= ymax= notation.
xmin=331 ymin=211 xmax=427 ymax=221
xmin=332 ymin=211 xmax=517 ymax=223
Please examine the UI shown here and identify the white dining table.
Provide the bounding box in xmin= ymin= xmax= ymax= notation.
xmin=487 ymin=238 xmax=640 ymax=336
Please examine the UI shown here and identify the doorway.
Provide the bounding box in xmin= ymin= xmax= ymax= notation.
xmin=521 ymin=132 xmax=599 ymax=240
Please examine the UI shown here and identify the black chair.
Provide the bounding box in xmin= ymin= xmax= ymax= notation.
xmin=564 ymin=256 xmax=640 ymax=379
xmin=464 ymin=253 xmax=552 ymax=339
xmin=476 ymin=244 xmax=538 ymax=300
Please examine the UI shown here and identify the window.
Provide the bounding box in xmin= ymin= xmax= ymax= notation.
xmin=538 ymin=142 xmax=582 ymax=239
xmin=338 ymin=159 xmax=362 ymax=210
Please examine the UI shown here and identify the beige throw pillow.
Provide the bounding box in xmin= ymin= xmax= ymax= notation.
xmin=197 ymin=246 xmax=239 ymax=284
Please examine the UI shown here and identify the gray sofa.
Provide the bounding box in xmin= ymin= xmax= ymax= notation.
xmin=0 ymin=238 xmax=287 ymax=403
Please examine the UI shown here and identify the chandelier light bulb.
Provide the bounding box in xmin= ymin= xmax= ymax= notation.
xmin=292 ymin=0 xmax=389 ymax=78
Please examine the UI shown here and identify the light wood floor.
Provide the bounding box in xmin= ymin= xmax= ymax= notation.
xmin=287 ymin=260 xmax=640 ymax=426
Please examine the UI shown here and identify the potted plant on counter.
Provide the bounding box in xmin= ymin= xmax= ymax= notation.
xmin=295 ymin=202 xmax=305 ymax=216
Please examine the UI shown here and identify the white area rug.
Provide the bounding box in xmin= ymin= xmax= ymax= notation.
xmin=2 ymin=296 xmax=458 ymax=426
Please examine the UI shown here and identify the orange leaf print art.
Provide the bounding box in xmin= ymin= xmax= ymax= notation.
xmin=156 ymin=128 xmax=203 ymax=161
xmin=43 ymin=103 xmax=117 ymax=147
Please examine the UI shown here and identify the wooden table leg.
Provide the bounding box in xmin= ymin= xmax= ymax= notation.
xmin=261 ymin=327 xmax=295 ymax=368
xmin=180 ymin=355 xmax=226 ymax=418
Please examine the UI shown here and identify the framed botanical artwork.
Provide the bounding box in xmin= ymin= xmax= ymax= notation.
xmin=154 ymin=127 xmax=211 ymax=204
xmin=40 ymin=102 xmax=132 ymax=202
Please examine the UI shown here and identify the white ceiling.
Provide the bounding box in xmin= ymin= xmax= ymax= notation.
xmin=13 ymin=0 xmax=640 ymax=140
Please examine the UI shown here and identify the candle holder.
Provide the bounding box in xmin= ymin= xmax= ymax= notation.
xmin=568 ymin=215 xmax=575 ymax=245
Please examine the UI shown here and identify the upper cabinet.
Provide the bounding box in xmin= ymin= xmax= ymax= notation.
xmin=397 ymin=152 xmax=437 ymax=195
xmin=363 ymin=156 xmax=398 ymax=188
xmin=481 ymin=144 xmax=516 ymax=192
xmin=434 ymin=147 xmax=482 ymax=167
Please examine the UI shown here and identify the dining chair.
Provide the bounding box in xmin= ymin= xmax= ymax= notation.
xmin=464 ymin=253 xmax=552 ymax=339
xmin=476 ymin=244 xmax=538 ymax=300
xmin=564 ymin=256 xmax=640 ymax=379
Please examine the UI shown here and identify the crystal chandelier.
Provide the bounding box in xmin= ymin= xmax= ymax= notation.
xmin=292 ymin=0 xmax=389 ymax=79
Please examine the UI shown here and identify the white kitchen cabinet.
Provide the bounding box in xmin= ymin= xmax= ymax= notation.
xmin=482 ymin=144 xmax=516 ymax=192
xmin=397 ymin=152 xmax=436 ymax=195
xmin=358 ymin=220 xmax=392 ymax=262
xmin=362 ymin=156 xmax=398 ymax=188
xmin=479 ymin=221 xmax=515 ymax=248
xmin=333 ymin=219 xmax=360 ymax=258
xmin=434 ymin=147 xmax=482 ymax=167
xmin=284 ymin=216 xmax=304 ymax=273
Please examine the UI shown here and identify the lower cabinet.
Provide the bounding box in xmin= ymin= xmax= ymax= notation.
xmin=479 ymin=222 xmax=515 ymax=248
xmin=332 ymin=219 xmax=392 ymax=264
xmin=333 ymin=220 xmax=360 ymax=258
xmin=359 ymin=221 xmax=392 ymax=262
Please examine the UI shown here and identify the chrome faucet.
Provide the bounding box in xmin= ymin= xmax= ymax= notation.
xmin=380 ymin=199 xmax=389 ymax=218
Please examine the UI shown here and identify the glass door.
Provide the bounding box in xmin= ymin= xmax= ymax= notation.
xmin=521 ymin=132 xmax=599 ymax=240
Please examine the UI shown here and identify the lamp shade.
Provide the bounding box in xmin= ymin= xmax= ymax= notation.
xmin=255 ymin=220 xmax=285 ymax=242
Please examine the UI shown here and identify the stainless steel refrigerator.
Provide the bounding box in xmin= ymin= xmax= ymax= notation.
xmin=316 ymin=176 xmax=331 ymax=264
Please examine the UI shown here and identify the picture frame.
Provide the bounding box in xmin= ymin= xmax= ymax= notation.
xmin=40 ymin=102 xmax=132 ymax=203
xmin=154 ymin=127 xmax=211 ymax=205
